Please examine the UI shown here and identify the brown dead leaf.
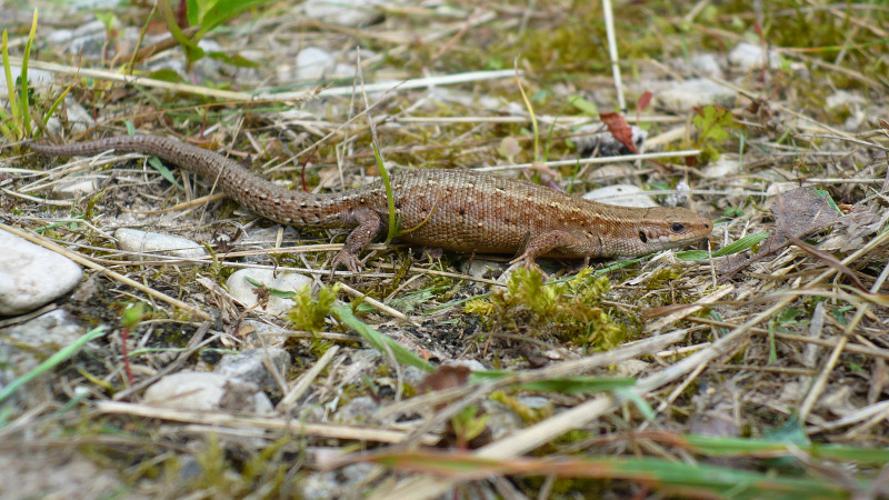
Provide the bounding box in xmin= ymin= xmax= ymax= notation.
xmin=417 ymin=365 xmax=471 ymax=394
xmin=637 ymin=91 xmax=653 ymax=113
xmin=720 ymin=187 xmax=839 ymax=278
xmin=599 ymin=112 xmax=637 ymax=153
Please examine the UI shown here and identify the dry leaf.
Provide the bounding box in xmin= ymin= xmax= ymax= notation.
xmin=720 ymin=187 xmax=839 ymax=278
xmin=599 ymin=112 xmax=637 ymax=153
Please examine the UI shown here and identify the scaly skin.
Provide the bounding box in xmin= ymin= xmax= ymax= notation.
xmin=30 ymin=135 xmax=712 ymax=270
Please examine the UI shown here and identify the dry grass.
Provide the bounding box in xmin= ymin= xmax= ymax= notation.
xmin=1 ymin=0 xmax=888 ymax=498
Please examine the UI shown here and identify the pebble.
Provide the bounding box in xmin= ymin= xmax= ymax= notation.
xmin=701 ymin=157 xmax=741 ymax=178
xmin=214 ymin=347 xmax=291 ymax=392
xmin=143 ymin=371 xmax=273 ymax=414
xmin=226 ymin=268 xmax=312 ymax=316
xmin=583 ymin=185 xmax=659 ymax=208
xmin=334 ymin=396 xmax=379 ymax=424
xmin=655 ymin=78 xmax=736 ymax=111
xmin=302 ymin=0 xmax=383 ymax=27
xmin=295 ymin=47 xmax=336 ymax=80
xmin=460 ymin=259 xmax=505 ymax=279
xmin=114 ymin=228 xmax=208 ymax=259
xmin=728 ymin=42 xmax=780 ymax=71
xmin=687 ymin=53 xmax=723 ymax=78
xmin=0 ymin=230 xmax=83 ymax=316
xmin=53 ymin=174 xmax=101 ymax=198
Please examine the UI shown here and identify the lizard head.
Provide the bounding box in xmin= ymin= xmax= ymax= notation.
xmin=631 ymin=207 xmax=712 ymax=255
xmin=602 ymin=207 xmax=712 ymax=257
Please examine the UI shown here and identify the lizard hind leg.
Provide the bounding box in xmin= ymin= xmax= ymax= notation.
xmin=509 ymin=230 xmax=593 ymax=269
xmin=330 ymin=208 xmax=384 ymax=273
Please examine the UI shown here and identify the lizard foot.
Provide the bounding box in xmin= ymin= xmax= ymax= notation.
xmin=507 ymin=253 xmax=547 ymax=277
xmin=330 ymin=249 xmax=362 ymax=276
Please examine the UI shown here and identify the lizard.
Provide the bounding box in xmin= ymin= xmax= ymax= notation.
xmin=29 ymin=135 xmax=712 ymax=270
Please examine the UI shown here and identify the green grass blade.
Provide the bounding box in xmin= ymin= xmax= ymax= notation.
xmin=2 ymin=29 xmax=21 ymax=137
xmin=148 ymin=156 xmax=183 ymax=189
xmin=471 ymin=371 xmax=636 ymax=394
xmin=0 ymin=325 xmax=106 ymax=404
xmin=332 ymin=305 xmax=433 ymax=372
xmin=158 ymin=0 xmax=204 ymax=62
xmin=676 ymin=231 xmax=768 ymax=261
xmin=19 ymin=8 xmax=38 ymax=138
xmin=373 ymin=143 xmax=398 ymax=243
xmin=40 ymin=82 xmax=73 ymax=137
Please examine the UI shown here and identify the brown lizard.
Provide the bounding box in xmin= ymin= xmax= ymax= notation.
xmin=30 ymin=135 xmax=712 ymax=270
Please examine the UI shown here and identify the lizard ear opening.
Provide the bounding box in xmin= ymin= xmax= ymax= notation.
xmin=638 ymin=231 xmax=648 ymax=243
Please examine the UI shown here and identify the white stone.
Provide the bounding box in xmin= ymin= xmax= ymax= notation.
xmin=53 ymin=175 xmax=101 ymax=198
xmin=114 ymin=228 xmax=208 ymax=259
xmin=226 ymin=268 xmax=312 ymax=316
xmin=0 ymin=230 xmax=83 ymax=316
xmin=303 ymin=0 xmax=382 ymax=27
xmin=656 ymin=78 xmax=736 ymax=111
xmin=766 ymin=182 xmax=799 ymax=197
xmin=701 ymin=157 xmax=741 ymax=178
xmin=728 ymin=42 xmax=780 ymax=71
xmin=295 ymin=47 xmax=336 ymax=80
xmin=583 ymin=185 xmax=659 ymax=208
xmin=688 ymin=53 xmax=723 ymax=78
xmin=65 ymin=97 xmax=95 ymax=134
xmin=143 ymin=371 xmax=273 ymax=414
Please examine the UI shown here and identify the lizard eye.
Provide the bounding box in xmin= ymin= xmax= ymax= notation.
xmin=670 ymin=222 xmax=685 ymax=233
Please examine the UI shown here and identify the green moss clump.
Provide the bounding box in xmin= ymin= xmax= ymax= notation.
xmin=465 ymin=267 xmax=629 ymax=349
xmin=287 ymin=284 xmax=338 ymax=333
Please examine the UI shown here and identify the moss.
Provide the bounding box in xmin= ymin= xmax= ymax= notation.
xmin=465 ymin=267 xmax=632 ymax=349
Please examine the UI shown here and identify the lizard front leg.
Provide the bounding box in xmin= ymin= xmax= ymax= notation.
xmin=330 ymin=208 xmax=383 ymax=272
xmin=510 ymin=230 xmax=595 ymax=268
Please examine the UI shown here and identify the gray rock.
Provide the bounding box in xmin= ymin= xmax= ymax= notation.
xmin=302 ymin=0 xmax=383 ymax=27
xmin=656 ymin=78 xmax=736 ymax=111
xmin=299 ymin=464 xmax=377 ymax=500
xmin=64 ymin=97 xmax=95 ymax=134
xmin=583 ymin=184 xmax=659 ymax=208
xmin=114 ymin=228 xmax=208 ymax=259
xmin=335 ymin=396 xmax=378 ymax=424
xmin=0 ymin=230 xmax=83 ymax=316
xmin=143 ymin=371 xmax=273 ymax=414
xmin=226 ymin=268 xmax=312 ymax=316
xmin=44 ymin=20 xmax=107 ymax=57
xmin=0 ymin=309 xmax=86 ymax=380
xmin=214 ymin=347 xmax=291 ymax=392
